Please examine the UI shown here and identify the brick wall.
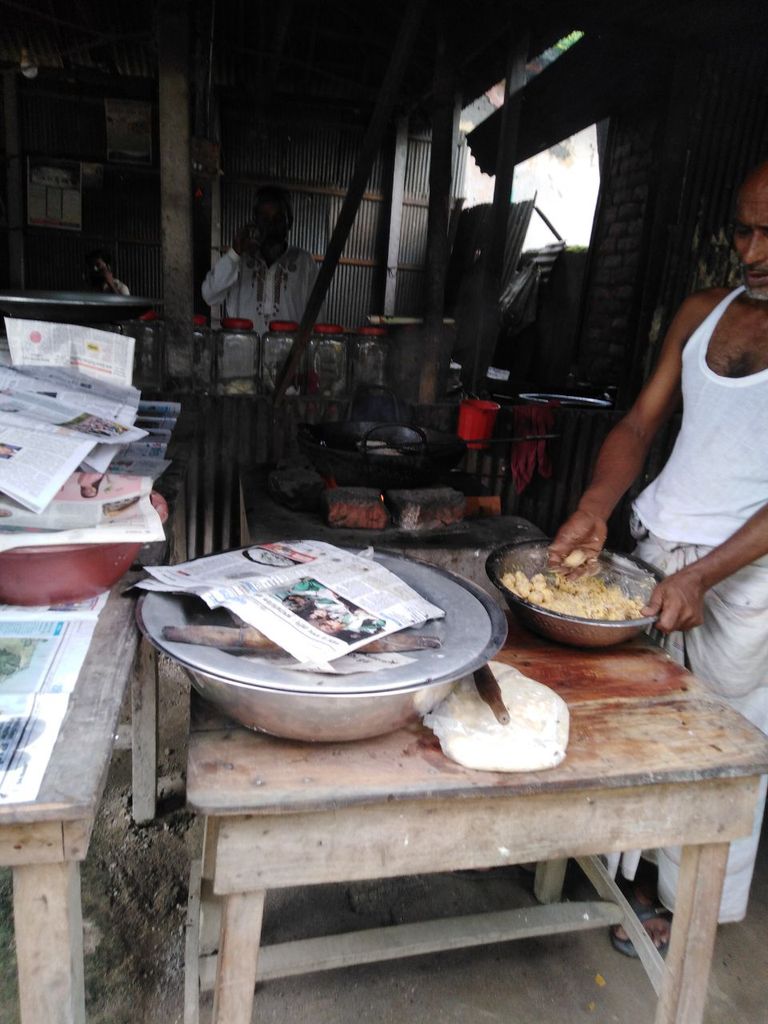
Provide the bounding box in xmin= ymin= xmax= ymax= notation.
xmin=576 ymin=107 xmax=661 ymax=386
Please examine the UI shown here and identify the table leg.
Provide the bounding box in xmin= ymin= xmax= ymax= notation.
xmin=131 ymin=636 xmax=158 ymax=824
xmin=12 ymin=861 xmax=85 ymax=1024
xmin=212 ymin=889 xmax=266 ymax=1024
xmin=534 ymin=858 xmax=568 ymax=903
xmin=654 ymin=841 xmax=729 ymax=1024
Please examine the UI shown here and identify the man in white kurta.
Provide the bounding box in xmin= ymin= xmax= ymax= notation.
xmin=202 ymin=185 xmax=318 ymax=337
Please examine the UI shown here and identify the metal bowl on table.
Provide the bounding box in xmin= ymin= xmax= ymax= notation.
xmin=0 ymin=289 xmax=155 ymax=324
xmin=485 ymin=538 xmax=663 ymax=648
xmin=137 ymin=550 xmax=508 ymax=742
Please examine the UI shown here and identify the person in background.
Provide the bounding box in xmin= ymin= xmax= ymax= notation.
xmin=548 ymin=160 xmax=768 ymax=957
xmin=201 ymin=185 xmax=318 ymax=336
xmin=84 ymin=249 xmax=130 ymax=296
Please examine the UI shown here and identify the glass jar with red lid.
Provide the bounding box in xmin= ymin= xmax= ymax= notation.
xmin=261 ymin=320 xmax=305 ymax=395
xmin=123 ymin=309 xmax=164 ymax=391
xmin=307 ymin=323 xmax=347 ymax=398
xmin=349 ymin=325 xmax=388 ymax=392
xmin=215 ymin=317 xmax=260 ymax=395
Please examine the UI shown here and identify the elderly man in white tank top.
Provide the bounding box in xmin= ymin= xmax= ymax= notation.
xmin=549 ymin=160 xmax=768 ymax=955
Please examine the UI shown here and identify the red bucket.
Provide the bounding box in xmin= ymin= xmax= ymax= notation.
xmin=457 ymin=399 xmax=500 ymax=450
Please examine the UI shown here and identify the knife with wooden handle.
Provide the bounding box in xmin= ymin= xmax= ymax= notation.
xmin=161 ymin=624 xmax=441 ymax=654
xmin=473 ymin=663 xmax=511 ymax=725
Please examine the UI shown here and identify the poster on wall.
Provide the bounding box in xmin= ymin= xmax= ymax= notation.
xmin=26 ymin=157 xmax=82 ymax=231
xmin=105 ymin=99 xmax=152 ymax=164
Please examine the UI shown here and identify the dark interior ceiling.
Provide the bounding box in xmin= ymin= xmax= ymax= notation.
xmin=3 ymin=1 xmax=768 ymax=142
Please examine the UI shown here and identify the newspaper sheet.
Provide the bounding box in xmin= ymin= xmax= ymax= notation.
xmin=80 ymin=444 xmax=119 ymax=474
xmin=137 ymin=401 xmax=181 ymax=417
xmin=0 ymin=367 xmax=146 ymax=445
xmin=0 ymin=491 xmax=165 ymax=551
xmin=100 ymin=400 xmax=177 ymax=479
xmin=0 ymin=412 xmax=96 ymax=512
xmin=0 ymin=473 xmax=152 ymax=530
xmin=0 ymin=693 xmax=71 ymax=804
xmin=108 ymin=455 xmax=171 ymax=480
xmin=139 ymin=541 xmax=444 ymax=664
xmin=135 ymin=416 xmax=178 ymax=430
xmin=0 ymin=591 xmax=109 ymax=621
xmin=0 ymin=617 xmax=99 ymax=804
xmin=126 ymin=440 xmax=167 ymax=458
xmin=13 ymin=365 xmax=141 ymax=417
xmin=4 ymin=317 xmax=135 ymax=387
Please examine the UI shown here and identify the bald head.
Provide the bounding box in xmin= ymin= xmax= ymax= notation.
xmin=734 ymin=160 xmax=768 ymax=300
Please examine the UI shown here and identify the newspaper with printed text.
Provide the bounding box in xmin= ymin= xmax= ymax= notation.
xmin=138 ymin=541 xmax=444 ymax=665
xmin=0 ymin=617 xmax=99 ymax=804
xmin=4 ymin=317 xmax=135 ymax=387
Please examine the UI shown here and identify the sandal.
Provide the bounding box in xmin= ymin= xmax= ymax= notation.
xmin=610 ymin=893 xmax=672 ymax=959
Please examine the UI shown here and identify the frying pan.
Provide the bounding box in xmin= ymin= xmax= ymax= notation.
xmin=297 ymin=421 xmax=467 ymax=488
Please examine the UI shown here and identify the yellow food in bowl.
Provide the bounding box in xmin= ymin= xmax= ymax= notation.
xmin=500 ymin=569 xmax=646 ymax=621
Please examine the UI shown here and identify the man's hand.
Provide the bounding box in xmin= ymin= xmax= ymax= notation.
xmin=548 ymin=510 xmax=607 ymax=573
xmin=642 ymin=568 xmax=707 ymax=633
xmin=94 ymin=258 xmax=120 ymax=294
xmin=232 ymin=223 xmax=260 ymax=257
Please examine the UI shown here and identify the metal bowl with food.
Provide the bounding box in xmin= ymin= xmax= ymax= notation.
xmin=486 ymin=539 xmax=663 ymax=648
xmin=137 ymin=550 xmax=508 ymax=742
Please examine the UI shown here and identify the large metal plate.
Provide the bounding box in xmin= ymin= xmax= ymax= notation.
xmin=137 ymin=550 xmax=507 ymax=695
xmin=0 ymin=290 xmax=155 ymax=323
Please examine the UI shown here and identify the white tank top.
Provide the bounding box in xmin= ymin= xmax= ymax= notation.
xmin=633 ymin=286 xmax=768 ymax=546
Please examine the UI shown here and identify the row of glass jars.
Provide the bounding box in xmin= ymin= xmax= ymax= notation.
xmin=123 ymin=314 xmax=390 ymax=397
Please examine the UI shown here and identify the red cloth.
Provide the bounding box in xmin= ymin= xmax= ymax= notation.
xmin=510 ymin=405 xmax=555 ymax=494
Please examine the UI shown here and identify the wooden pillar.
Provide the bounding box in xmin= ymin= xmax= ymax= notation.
xmin=419 ymin=21 xmax=456 ymax=405
xmin=191 ymin=0 xmax=217 ymax=322
xmin=158 ymin=3 xmax=194 ymax=374
xmin=3 ymin=72 xmax=25 ymax=288
xmin=470 ymin=29 xmax=529 ymax=392
xmin=273 ymin=0 xmax=428 ymax=402
xmin=383 ymin=116 xmax=409 ymax=316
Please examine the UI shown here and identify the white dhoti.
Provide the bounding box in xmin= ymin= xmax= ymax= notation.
xmin=627 ymin=528 xmax=768 ymax=922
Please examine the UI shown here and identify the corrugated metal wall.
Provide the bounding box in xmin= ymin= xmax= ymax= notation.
xmin=1 ymin=74 xmax=468 ymax=327
xmin=218 ymin=108 xmax=467 ymax=326
xmin=7 ymin=83 xmax=162 ymax=299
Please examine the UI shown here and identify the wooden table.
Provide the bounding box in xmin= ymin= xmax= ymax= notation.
xmin=185 ymin=616 xmax=768 ymax=1024
xmin=0 ymin=584 xmax=139 ymax=1024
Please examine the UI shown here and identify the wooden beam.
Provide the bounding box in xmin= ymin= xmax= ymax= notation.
xmin=469 ymin=28 xmax=529 ymax=392
xmin=3 ymin=72 xmax=24 ymax=288
xmin=272 ymin=0 xmax=428 ymax=403
xmin=383 ymin=116 xmax=409 ymax=315
xmin=624 ymin=50 xmax=702 ymax=404
xmin=419 ymin=19 xmax=456 ymax=405
xmin=468 ymin=30 xmax=669 ymax=175
xmin=158 ymin=2 xmax=194 ymax=372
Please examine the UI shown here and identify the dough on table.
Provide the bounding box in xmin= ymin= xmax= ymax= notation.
xmin=423 ymin=661 xmax=569 ymax=772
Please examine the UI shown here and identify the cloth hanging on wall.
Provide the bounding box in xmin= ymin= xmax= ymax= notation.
xmin=509 ymin=404 xmax=555 ymax=494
